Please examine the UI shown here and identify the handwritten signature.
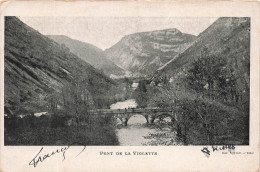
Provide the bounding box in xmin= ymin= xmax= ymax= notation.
xmin=29 ymin=145 xmax=86 ymax=167
xmin=201 ymin=145 xmax=235 ymax=157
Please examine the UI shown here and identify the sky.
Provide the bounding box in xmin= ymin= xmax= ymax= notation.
xmin=19 ymin=17 xmax=217 ymax=50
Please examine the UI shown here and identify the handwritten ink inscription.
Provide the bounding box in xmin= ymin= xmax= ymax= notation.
xmin=201 ymin=145 xmax=236 ymax=157
xmin=29 ymin=146 xmax=86 ymax=167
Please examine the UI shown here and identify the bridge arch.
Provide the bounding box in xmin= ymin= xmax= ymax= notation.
xmin=156 ymin=112 xmax=174 ymax=122
xmin=127 ymin=114 xmax=148 ymax=125
xmin=88 ymin=107 xmax=175 ymax=126
xmin=113 ymin=112 xmax=175 ymax=126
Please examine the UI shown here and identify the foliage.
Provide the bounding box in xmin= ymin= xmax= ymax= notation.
xmin=133 ymin=81 xmax=149 ymax=108
xmin=4 ymin=113 xmax=119 ymax=145
xmin=186 ymin=47 xmax=249 ymax=109
xmin=146 ymin=47 xmax=249 ymax=145
xmin=170 ymin=97 xmax=248 ymax=145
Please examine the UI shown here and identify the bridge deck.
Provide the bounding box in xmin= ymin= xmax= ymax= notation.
xmin=87 ymin=108 xmax=174 ymax=115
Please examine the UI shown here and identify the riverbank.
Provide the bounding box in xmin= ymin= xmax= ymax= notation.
xmin=115 ymin=118 xmax=182 ymax=146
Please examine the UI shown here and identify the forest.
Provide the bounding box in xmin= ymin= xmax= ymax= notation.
xmin=134 ymin=47 xmax=249 ymax=145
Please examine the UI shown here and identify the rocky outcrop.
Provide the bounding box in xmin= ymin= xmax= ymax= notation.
xmin=104 ymin=29 xmax=196 ymax=76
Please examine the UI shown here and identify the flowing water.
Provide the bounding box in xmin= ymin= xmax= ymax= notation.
xmin=110 ymin=99 xmax=180 ymax=146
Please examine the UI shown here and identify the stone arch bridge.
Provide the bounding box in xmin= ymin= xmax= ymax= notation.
xmin=87 ymin=108 xmax=177 ymax=126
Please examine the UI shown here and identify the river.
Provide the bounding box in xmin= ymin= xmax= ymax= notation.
xmin=110 ymin=99 xmax=181 ymax=146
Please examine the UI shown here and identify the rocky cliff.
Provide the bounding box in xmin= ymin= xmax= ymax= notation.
xmin=105 ymin=29 xmax=196 ymax=76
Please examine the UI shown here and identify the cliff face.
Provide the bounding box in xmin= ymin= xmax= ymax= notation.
xmin=47 ymin=35 xmax=125 ymax=77
xmin=104 ymin=29 xmax=196 ymax=76
xmin=4 ymin=17 xmax=116 ymax=115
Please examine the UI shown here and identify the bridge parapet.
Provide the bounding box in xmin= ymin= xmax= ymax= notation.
xmin=87 ymin=107 xmax=174 ymax=115
xmin=86 ymin=107 xmax=180 ymax=126
xmin=87 ymin=107 xmax=183 ymax=114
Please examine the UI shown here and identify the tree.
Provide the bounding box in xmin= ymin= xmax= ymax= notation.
xmin=186 ymin=47 xmax=241 ymax=104
xmin=175 ymin=100 xmax=198 ymax=145
xmin=134 ymin=81 xmax=149 ymax=108
xmin=61 ymin=71 xmax=95 ymax=131
xmin=47 ymin=92 xmax=59 ymax=112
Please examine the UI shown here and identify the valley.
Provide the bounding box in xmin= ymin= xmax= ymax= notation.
xmin=4 ymin=17 xmax=250 ymax=146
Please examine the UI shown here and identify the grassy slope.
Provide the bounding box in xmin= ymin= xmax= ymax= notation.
xmin=4 ymin=17 xmax=119 ymax=145
xmin=47 ymin=35 xmax=125 ymax=76
xmin=4 ymin=17 xmax=116 ymax=114
xmin=160 ymin=17 xmax=250 ymax=87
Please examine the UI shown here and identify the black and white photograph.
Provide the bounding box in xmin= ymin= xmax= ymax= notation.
xmin=4 ymin=16 xmax=250 ymax=146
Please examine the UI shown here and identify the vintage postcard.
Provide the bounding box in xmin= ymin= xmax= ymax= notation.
xmin=0 ymin=1 xmax=259 ymax=172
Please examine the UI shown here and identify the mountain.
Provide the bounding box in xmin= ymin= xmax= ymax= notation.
xmin=158 ymin=17 xmax=250 ymax=90
xmin=4 ymin=17 xmax=117 ymax=115
xmin=152 ymin=17 xmax=250 ymax=145
xmin=104 ymin=29 xmax=196 ymax=76
xmin=46 ymin=35 xmax=125 ymax=77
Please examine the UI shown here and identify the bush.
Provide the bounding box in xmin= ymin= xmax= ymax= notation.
xmin=171 ymin=98 xmax=248 ymax=145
